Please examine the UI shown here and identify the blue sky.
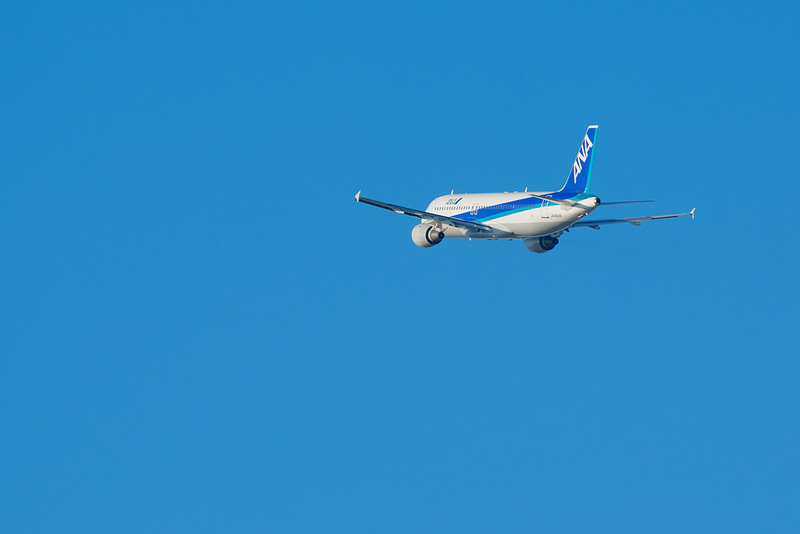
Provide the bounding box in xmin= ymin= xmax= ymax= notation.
xmin=2 ymin=1 xmax=799 ymax=531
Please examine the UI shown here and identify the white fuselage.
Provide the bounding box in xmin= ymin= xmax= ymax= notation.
xmin=423 ymin=192 xmax=599 ymax=239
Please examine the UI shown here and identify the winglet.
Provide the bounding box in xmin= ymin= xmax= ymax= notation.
xmin=690 ymin=207 xmax=695 ymax=219
xmin=355 ymin=190 xmax=361 ymax=202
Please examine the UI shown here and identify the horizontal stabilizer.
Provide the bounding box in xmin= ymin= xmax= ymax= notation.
xmin=598 ymin=200 xmax=654 ymax=206
xmin=527 ymin=194 xmax=583 ymax=209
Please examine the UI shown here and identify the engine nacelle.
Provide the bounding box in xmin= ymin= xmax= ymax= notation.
xmin=524 ymin=235 xmax=559 ymax=254
xmin=411 ymin=224 xmax=445 ymax=248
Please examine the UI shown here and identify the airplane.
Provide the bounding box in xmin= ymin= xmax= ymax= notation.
xmin=355 ymin=125 xmax=694 ymax=253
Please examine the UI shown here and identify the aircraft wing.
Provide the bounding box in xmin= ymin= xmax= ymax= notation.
xmin=355 ymin=191 xmax=494 ymax=234
xmin=571 ymin=208 xmax=695 ymax=230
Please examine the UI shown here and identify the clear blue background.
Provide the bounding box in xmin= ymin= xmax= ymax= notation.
xmin=2 ymin=1 xmax=798 ymax=531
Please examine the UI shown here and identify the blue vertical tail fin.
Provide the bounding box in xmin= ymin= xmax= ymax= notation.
xmin=558 ymin=125 xmax=598 ymax=195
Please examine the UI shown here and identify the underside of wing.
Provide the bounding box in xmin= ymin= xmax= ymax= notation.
xmin=571 ymin=208 xmax=695 ymax=230
xmin=355 ymin=192 xmax=495 ymax=234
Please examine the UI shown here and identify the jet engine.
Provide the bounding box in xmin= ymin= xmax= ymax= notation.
xmin=411 ymin=224 xmax=445 ymax=248
xmin=524 ymin=235 xmax=559 ymax=254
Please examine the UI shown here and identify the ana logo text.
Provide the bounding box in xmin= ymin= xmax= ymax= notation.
xmin=446 ymin=198 xmax=463 ymax=205
xmin=572 ymin=134 xmax=593 ymax=183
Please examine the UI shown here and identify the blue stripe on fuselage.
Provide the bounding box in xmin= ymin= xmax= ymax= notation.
xmin=451 ymin=193 xmax=589 ymax=223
